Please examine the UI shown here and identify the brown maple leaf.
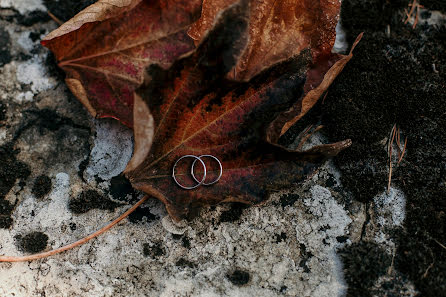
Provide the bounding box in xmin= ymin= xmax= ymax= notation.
xmin=189 ymin=0 xmax=362 ymax=142
xmin=125 ymin=0 xmax=350 ymax=221
xmin=188 ymin=0 xmax=341 ymax=81
xmin=267 ymin=32 xmax=363 ymax=142
xmin=42 ymin=0 xmax=202 ymax=127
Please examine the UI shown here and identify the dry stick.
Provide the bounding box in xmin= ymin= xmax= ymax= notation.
xmin=413 ymin=3 xmax=424 ymax=28
xmin=387 ymin=247 xmax=396 ymax=275
xmin=321 ymin=92 xmax=329 ymax=104
xmin=47 ymin=11 xmax=63 ymax=25
xmin=397 ymin=137 xmax=408 ymax=165
xmin=295 ymin=125 xmax=313 ymax=150
xmin=422 ymin=261 xmax=435 ymax=279
xmin=404 ymin=0 xmax=417 ymax=24
xmin=387 ymin=124 xmax=396 ymax=156
xmin=296 ymin=125 xmax=324 ymax=151
xmin=404 ymin=0 xmax=424 ymax=28
xmin=387 ymin=125 xmax=397 ymax=194
xmin=434 ymin=239 xmax=446 ymax=251
xmin=0 ymin=195 xmax=150 ymax=262
xmin=395 ymin=127 xmax=402 ymax=160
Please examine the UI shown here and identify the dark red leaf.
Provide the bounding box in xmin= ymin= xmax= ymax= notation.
xmin=42 ymin=0 xmax=202 ymax=127
xmin=124 ymin=1 xmax=350 ymax=221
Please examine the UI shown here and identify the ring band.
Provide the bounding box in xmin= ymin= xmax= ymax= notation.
xmin=172 ymin=155 xmax=207 ymax=190
xmin=191 ymin=155 xmax=223 ymax=186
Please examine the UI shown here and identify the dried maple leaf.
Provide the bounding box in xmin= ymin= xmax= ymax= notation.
xmin=267 ymin=33 xmax=363 ymax=142
xmin=188 ymin=0 xmax=341 ymax=81
xmin=189 ymin=0 xmax=363 ymax=143
xmin=42 ymin=0 xmax=202 ymax=127
xmin=124 ymin=0 xmax=350 ymax=221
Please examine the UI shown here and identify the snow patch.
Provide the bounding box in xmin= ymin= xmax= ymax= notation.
xmin=295 ymin=184 xmax=352 ymax=296
xmin=16 ymin=58 xmax=56 ymax=93
xmin=0 ymin=0 xmax=46 ymax=15
xmin=333 ymin=21 xmax=348 ymax=54
xmin=16 ymin=32 xmax=35 ymax=52
xmin=374 ymin=187 xmax=406 ymax=228
xmin=13 ymin=173 xmax=72 ymax=234
xmin=15 ymin=91 xmax=34 ymax=103
xmin=0 ymin=129 xmax=6 ymax=143
xmin=372 ymin=187 xmax=407 ymax=250
xmin=84 ymin=119 xmax=133 ymax=182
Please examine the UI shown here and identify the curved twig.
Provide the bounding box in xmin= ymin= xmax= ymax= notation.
xmin=0 ymin=195 xmax=150 ymax=262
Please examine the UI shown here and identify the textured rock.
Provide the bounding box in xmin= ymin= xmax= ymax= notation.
xmin=1 ymin=1 xmax=436 ymax=296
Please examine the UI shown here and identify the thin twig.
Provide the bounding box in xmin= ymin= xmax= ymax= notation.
xmin=47 ymin=11 xmax=63 ymax=25
xmin=0 ymin=195 xmax=150 ymax=262
xmin=434 ymin=239 xmax=446 ymax=251
xmin=396 ymin=127 xmax=402 ymax=159
xmin=387 ymin=125 xmax=397 ymax=193
xmin=297 ymin=125 xmax=324 ymax=151
xmin=404 ymin=0 xmax=424 ymax=28
xmin=422 ymin=262 xmax=434 ymax=279
xmin=397 ymin=137 xmax=408 ymax=165
xmin=404 ymin=0 xmax=417 ymax=24
xmin=321 ymin=92 xmax=329 ymax=104
xmin=387 ymin=247 xmax=396 ymax=275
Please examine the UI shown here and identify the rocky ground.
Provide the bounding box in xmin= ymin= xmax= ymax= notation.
xmin=0 ymin=0 xmax=444 ymax=296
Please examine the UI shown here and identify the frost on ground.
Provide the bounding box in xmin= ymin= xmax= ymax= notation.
xmin=84 ymin=119 xmax=133 ymax=183
xmin=372 ymin=188 xmax=406 ymax=250
xmin=0 ymin=0 xmax=46 ymax=14
xmin=16 ymin=58 xmax=56 ymax=94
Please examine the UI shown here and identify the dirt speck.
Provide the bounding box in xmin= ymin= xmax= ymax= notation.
xmin=32 ymin=175 xmax=52 ymax=199
xmin=0 ymin=101 xmax=6 ymax=122
xmin=0 ymin=144 xmax=30 ymax=228
xmin=143 ymin=242 xmax=164 ymax=258
xmin=69 ymin=189 xmax=120 ymax=214
xmin=43 ymin=0 xmax=96 ymax=22
xmin=127 ymin=206 xmax=158 ymax=224
xmin=227 ymin=270 xmax=250 ymax=286
xmin=109 ymin=175 xmax=135 ymax=201
xmin=175 ymin=258 xmax=196 ymax=269
xmin=339 ymin=242 xmax=391 ymax=297
xmin=0 ymin=28 xmax=12 ymax=67
xmin=219 ymin=203 xmax=248 ymax=223
xmin=15 ymin=231 xmax=49 ymax=254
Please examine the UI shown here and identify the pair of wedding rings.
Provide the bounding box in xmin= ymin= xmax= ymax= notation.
xmin=172 ymin=155 xmax=223 ymax=190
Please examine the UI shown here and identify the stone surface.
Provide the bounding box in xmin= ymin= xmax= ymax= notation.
xmin=1 ymin=1 xmax=444 ymax=296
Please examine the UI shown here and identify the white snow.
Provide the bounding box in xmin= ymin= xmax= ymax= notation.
xmin=333 ymin=20 xmax=348 ymax=54
xmin=84 ymin=119 xmax=134 ymax=182
xmin=15 ymin=91 xmax=34 ymax=103
xmin=0 ymin=0 xmax=46 ymax=14
xmin=16 ymin=58 xmax=56 ymax=93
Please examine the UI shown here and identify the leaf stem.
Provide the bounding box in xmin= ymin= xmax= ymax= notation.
xmin=0 ymin=195 xmax=149 ymax=262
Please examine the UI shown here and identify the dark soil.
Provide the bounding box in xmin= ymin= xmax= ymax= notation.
xmin=319 ymin=0 xmax=446 ymax=295
xmin=15 ymin=231 xmax=49 ymax=253
xmin=31 ymin=175 xmax=52 ymax=199
xmin=0 ymin=144 xmax=30 ymax=228
xmin=419 ymin=0 xmax=446 ymax=12
xmin=143 ymin=242 xmax=164 ymax=258
xmin=109 ymin=175 xmax=136 ymax=201
xmin=0 ymin=101 xmax=6 ymax=122
xmin=127 ymin=206 xmax=158 ymax=224
xmin=43 ymin=0 xmax=96 ymax=22
xmin=69 ymin=189 xmax=120 ymax=214
xmin=219 ymin=203 xmax=248 ymax=223
xmin=339 ymin=242 xmax=392 ymax=297
xmin=227 ymin=270 xmax=250 ymax=286
xmin=175 ymin=258 xmax=196 ymax=269
xmin=16 ymin=11 xmax=50 ymax=27
xmin=0 ymin=28 xmax=11 ymax=67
